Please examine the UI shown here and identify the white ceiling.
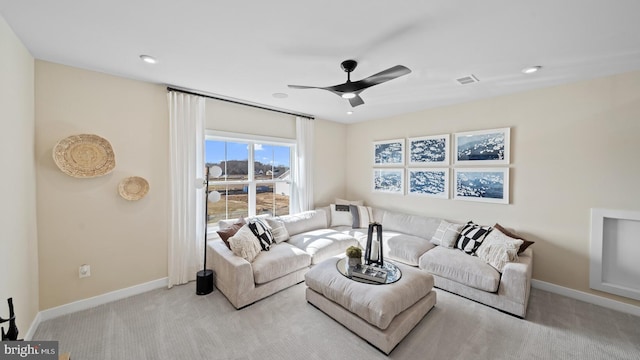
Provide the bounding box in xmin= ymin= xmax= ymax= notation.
xmin=2 ymin=0 xmax=640 ymax=124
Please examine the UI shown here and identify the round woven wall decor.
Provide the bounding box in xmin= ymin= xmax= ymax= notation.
xmin=118 ymin=176 xmax=150 ymax=201
xmin=53 ymin=134 xmax=116 ymax=178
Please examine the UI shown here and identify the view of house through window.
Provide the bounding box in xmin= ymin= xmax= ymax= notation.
xmin=205 ymin=137 xmax=293 ymax=224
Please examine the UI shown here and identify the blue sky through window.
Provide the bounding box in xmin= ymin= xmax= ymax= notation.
xmin=205 ymin=140 xmax=290 ymax=167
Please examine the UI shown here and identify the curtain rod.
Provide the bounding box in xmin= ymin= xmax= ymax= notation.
xmin=167 ymin=86 xmax=314 ymax=120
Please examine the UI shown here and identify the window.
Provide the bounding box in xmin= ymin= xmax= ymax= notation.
xmin=205 ymin=132 xmax=294 ymax=224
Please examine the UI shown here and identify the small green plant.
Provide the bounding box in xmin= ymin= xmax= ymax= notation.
xmin=345 ymin=246 xmax=362 ymax=259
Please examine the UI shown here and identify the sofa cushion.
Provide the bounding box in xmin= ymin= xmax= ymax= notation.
xmin=430 ymin=220 xmax=464 ymax=248
xmin=382 ymin=231 xmax=435 ymax=266
xmin=228 ymin=225 xmax=262 ymax=263
xmin=216 ymin=218 xmax=246 ymax=249
xmin=349 ymin=205 xmax=373 ymax=228
xmin=476 ymin=228 xmax=523 ymax=272
xmin=247 ymin=218 xmax=274 ymax=251
xmin=330 ymin=204 xmax=353 ymax=226
xmin=456 ymin=221 xmax=492 ymax=254
xmin=265 ymin=218 xmax=290 ymax=243
xmin=494 ymin=223 xmax=535 ymax=254
xmin=252 ymin=243 xmax=311 ymax=284
xmin=381 ymin=211 xmax=440 ymax=240
xmin=287 ymin=229 xmax=359 ymax=264
xmin=278 ymin=210 xmax=327 ymax=236
xmin=418 ymin=246 xmax=500 ymax=292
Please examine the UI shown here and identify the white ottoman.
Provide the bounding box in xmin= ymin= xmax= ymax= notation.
xmin=305 ymin=257 xmax=436 ymax=354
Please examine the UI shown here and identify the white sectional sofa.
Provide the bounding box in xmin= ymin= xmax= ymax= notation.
xmin=208 ymin=207 xmax=533 ymax=317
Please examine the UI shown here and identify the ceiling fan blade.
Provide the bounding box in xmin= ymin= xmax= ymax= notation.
xmin=351 ymin=65 xmax=411 ymax=91
xmin=287 ymin=84 xmax=324 ymax=89
xmin=349 ymin=95 xmax=365 ymax=107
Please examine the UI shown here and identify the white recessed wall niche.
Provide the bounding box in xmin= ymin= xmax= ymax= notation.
xmin=590 ymin=208 xmax=640 ymax=301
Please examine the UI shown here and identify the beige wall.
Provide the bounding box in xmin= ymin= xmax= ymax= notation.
xmin=345 ymin=70 xmax=640 ymax=307
xmin=313 ymin=118 xmax=347 ymax=206
xmin=35 ymin=61 xmax=169 ymax=310
xmin=0 ymin=15 xmax=39 ymax=336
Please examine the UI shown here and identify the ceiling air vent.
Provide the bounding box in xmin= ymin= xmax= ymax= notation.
xmin=456 ymin=74 xmax=479 ymax=85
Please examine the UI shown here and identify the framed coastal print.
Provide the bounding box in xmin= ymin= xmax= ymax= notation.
xmin=454 ymin=168 xmax=509 ymax=204
xmin=373 ymin=139 xmax=404 ymax=166
xmin=408 ymin=168 xmax=449 ymax=199
xmin=372 ymin=168 xmax=404 ymax=194
xmin=454 ymin=128 xmax=510 ymax=165
xmin=408 ymin=134 xmax=449 ymax=166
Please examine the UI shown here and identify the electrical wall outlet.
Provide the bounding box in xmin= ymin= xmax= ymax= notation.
xmin=79 ymin=264 xmax=91 ymax=278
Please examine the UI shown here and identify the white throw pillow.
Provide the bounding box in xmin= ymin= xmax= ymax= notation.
xmin=228 ymin=225 xmax=262 ymax=262
xmin=265 ymin=218 xmax=290 ymax=243
xmin=335 ymin=198 xmax=364 ymax=206
xmin=430 ymin=220 xmax=464 ymax=248
xmin=476 ymin=228 xmax=524 ymax=272
xmin=350 ymin=205 xmax=373 ymax=228
xmin=330 ymin=204 xmax=353 ymax=226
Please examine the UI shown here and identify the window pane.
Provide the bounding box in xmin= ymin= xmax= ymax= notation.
xmin=254 ymin=144 xmax=291 ymax=180
xmin=256 ymin=183 xmax=290 ymax=217
xmin=207 ymin=184 xmax=248 ymax=224
xmin=205 ymin=140 xmax=249 ymax=181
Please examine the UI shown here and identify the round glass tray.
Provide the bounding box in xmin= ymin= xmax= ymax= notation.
xmin=336 ymin=258 xmax=402 ymax=285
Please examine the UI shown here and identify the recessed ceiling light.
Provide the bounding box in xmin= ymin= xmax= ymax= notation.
xmin=341 ymin=93 xmax=356 ymax=99
xmin=522 ymin=66 xmax=542 ymax=74
xmin=346 ymin=111 xmax=353 ymax=115
xmin=272 ymin=93 xmax=288 ymax=99
xmin=139 ymin=55 xmax=157 ymax=64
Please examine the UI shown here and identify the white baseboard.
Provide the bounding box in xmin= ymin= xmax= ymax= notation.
xmin=38 ymin=277 xmax=168 ymax=323
xmin=531 ymin=279 xmax=640 ymax=317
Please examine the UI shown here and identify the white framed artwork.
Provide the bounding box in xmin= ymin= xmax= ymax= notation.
xmin=407 ymin=134 xmax=449 ymax=166
xmin=454 ymin=168 xmax=509 ymax=204
xmin=373 ymin=139 xmax=404 ymax=166
xmin=372 ymin=168 xmax=404 ymax=194
xmin=407 ymin=168 xmax=449 ymax=199
xmin=454 ymin=128 xmax=510 ymax=165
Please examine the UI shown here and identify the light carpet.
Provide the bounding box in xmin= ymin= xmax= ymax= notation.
xmin=33 ymin=283 xmax=640 ymax=359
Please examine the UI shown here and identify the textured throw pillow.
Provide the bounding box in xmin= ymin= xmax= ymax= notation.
xmin=430 ymin=220 xmax=464 ymax=248
xmin=330 ymin=204 xmax=353 ymax=227
xmin=456 ymin=221 xmax=493 ymax=254
xmin=265 ymin=218 xmax=290 ymax=243
xmin=216 ymin=218 xmax=246 ymax=249
xmin=494 ymin=223 xmax=535 ymax=254
xmin=335 ymin=198 xmax=364 ymax=206
xmin=476 ymin=228 xmax=524 ymax=272
xmin=350 ymin=205 xmax=373 ymax=228
xmin=247 ymin=218 xmax=274 ymax=251
xmin=228 ymin=225 xmax=262 ymax=262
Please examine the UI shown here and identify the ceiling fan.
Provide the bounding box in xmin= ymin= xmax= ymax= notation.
xmin=288 ymin=60 xmax=411 ymax=107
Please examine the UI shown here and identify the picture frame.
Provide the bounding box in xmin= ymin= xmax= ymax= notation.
xmin=407 ymin=168 xmax=449 ymax=199
xmin=454 ymin=128 xmax=510 ymax=165
xmin=373 ymin=139 xmax=404 ymax=166
xmin=407 ymin=134 xmax=449 ymax=166
xmin=372 ymin=168 xmax=404 ymax=194
xmin=454 ymin=168 xmax=509 ymax=204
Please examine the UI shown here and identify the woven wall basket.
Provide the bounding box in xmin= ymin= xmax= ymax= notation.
xmin=53 ymin=134 xmax=116 ymax=178
xmin=118 ymin=176 xmax=150 ymax=201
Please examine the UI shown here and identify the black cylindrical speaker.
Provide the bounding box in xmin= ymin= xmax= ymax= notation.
xmin=196 ymin=269 xmax=214 ymax=295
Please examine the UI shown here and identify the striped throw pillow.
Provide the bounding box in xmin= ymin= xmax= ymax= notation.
xmin=247 ymin=218 xmax=274 ymax=251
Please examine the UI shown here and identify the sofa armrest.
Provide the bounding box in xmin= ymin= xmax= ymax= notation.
xmin=209 ymin=239 xmax=255 ymax=308
xmin=499 ymin=248 xmax=533 ymax=304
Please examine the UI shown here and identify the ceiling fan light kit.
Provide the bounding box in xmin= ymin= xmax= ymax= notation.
xmin=288 ymin=59 xmax=411 ymax=107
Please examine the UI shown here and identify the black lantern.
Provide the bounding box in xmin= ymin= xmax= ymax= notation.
xmin=364 ymin=222 xmax=384 ymax=267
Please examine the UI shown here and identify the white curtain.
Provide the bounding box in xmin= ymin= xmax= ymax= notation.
xmin=291 ymin=116 xmax=314 ymax=213
xmin=167 ymin=91 xmax=206 ymax=288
